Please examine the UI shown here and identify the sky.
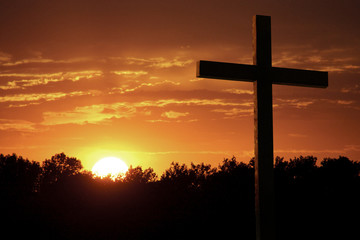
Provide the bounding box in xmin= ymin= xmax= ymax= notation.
xmin=1 ymin=0 xmax=360 ymax=174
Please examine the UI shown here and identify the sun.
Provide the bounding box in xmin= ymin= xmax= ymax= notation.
xmin=92 ymin=157 xmax=129 ymax=180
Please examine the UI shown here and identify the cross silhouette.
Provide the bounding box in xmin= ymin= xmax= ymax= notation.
xmin=196 ymin=15 xmax=328 ymax=240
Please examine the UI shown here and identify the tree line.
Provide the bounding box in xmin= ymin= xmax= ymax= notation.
xmin=1 ymin=153 xmax=359 ymax=239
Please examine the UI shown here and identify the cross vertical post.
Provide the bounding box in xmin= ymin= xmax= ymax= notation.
xmin=196 ymin=14 xmax=328 ymax=240
xmin=253 ymin=15 xmax=276 ymax=240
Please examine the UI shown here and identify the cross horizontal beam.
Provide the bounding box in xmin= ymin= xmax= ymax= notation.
xmin=197 ymin=60 xmax=328 ymax=88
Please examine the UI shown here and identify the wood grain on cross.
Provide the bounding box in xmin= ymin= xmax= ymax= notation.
xmin=196 ymin=15 xmax=328 ymax=240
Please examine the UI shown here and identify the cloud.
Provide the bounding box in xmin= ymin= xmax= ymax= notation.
xmin=341 ymin=84 xmax=360 ymax=94
xmin=212 ymin=108 xmax=253 ymax=118
xmin=189 ymin=78 xmax=203 ymax=82
xmin=40 ymin=97 xmax=253 ymax=126
xmin=1 ymin=55 xmax=94 ymax=66
xmin=0 ymin=91 xmax=88 ymax=103
xmin=0 ymin=52 xmax=12 ymax=63
xmin=3 ymin=58 xmax=55 ymax=66
xmin=337 ymin=100 xmax=354 ymax=105
xmin=137 ymin=98 xmax=253 ymax=108
xmin=275 ymin=144 xmax=360 ymax=158
xmin=126 ymin=57 xmax=193 ymax=68
xmin=110 ymin=80 xmax=180 ymax=94
xmin=275 ymin=98 xmax=315 ymax=109
xmin=146 ymin=118 xmax=198 ymax=123
xmin=161 ymin=111 xmax=189 ymax=119
xmin=0 ymin=78 xmax=61 ymax=90
xmin=320 ymin=98 xmax=356 ymax=106
xmin=111 ymin=70 xmax=148 ymax=77
xmin=0 ymin=72 xmax=63 ymax=78
xmin=62 ymin=70 xmax=103 ymax=81
xmin=274 ymin=148 xmax=345 ymax=155
xmin=1 ymin=91 xmax=97 ymax=108
xmin=42 ymin=103 xmax=137 ymax=125
xmin=273 ymin=47 xmax=360 ymax=73
xmin=344 ymin=145 xmax=360 ymax=152
xmin=0 ymin=119 xmax=36 ymax=132
xmin=1 ymin=92 xmax=67 ymax=103
xmin=134 ymin=150 xmax=242 ymax=156
xmin=222 ymin=88 xmax=254 ymax=95
xmin=0 ymin=70 xmax=102 ymax=90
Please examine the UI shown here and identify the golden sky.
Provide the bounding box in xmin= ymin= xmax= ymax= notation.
xmin=1 ymin=0 xmax=360 ymax=173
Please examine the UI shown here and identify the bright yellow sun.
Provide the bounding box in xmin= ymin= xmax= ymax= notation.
xmin=92 ymin=157 xmax=129 ymax=179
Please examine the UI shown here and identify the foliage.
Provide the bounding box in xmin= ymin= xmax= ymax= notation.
xmin=161 ymin=162 xmax=189 ymax=182
xmin=41 ymin=152 xmax=83 ymax=190
xmin=124 ymin=165 xmax=158 ymax=183
xmin=1 ymin=153 xmax=360 ymax=239
xmin=0 ymin=153 xmax=41 ymax=194
xmin=160 ymin=161 xmax=217 ymax=189
xmin=321 ymin=156 xmax=360 ymax=179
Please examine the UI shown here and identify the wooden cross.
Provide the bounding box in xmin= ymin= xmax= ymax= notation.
xmin=196 ymin=15 xmax=328 ymax=240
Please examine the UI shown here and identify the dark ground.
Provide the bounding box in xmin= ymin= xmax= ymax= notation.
xmin=1 ymin=154 xmax=359 ymax=239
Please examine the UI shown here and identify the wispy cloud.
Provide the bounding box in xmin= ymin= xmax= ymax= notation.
xmin=1 ymin=91 xmax=95 ymax=108
xmin=126 ymin=57 xmax=193 ymax=68
xmin=161 ymin=111 xmax=189 ymax=119
xmin=0 ymin=78 xmax=60 ymax=90
xmin=275 ymin=98 xmax=315 ymax=109
xmin=344 ymin=145 xmax=360 ymax=152
xmin=3 ymin=58 xmax=55 ymax=66
xmin=1 ymin=56 xmax=94 ymax=66
xmin=222 ymin=88 xmax=253 ymax=95
xmin=146 ymin=118 xmax=198 ymax=123
xmin=111 ymin=70 xmax=148 ymax=77
xmin=212 ymin=108 xmax=253 ymax=118
xmin=137 ymin=98 xmax=253 ymax=108
xmin=337 ymin=100 xmax=354 ymax=105
xmin=273 ymin=47 xmax=360 ymax=73
xmin=110 ymin=80 xmax=180 ymax=94
xmin=39 ymin=97 xmax=254 ymax=126
xmin=0 ymin=70 xmax=102 ymax=90
xmin=274 ymin=148 xmax=345 ymax=155
xmin=42 ymin=103 xmax=137 ymax=125
xmin=274 ymin=145 xmax=360 ymax=159
xmin=0 ymin=52 xmax=12 ymax=63
xmin=1 ymin=92 xmax=71 ymax=102
xmin=0 ymin=119 xmax=36 ymax=132
xmin=341 ymin=84 xmax=360 ymax=94
xmin=0 ymin=72 xmax=63 ymax=78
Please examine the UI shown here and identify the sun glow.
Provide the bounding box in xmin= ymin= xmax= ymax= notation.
xmin=92 ymin=157 xmax=129 ymax=180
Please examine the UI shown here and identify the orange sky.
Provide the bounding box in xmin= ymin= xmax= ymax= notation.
xmin=1 ymin=0 xmax=360 ymax=174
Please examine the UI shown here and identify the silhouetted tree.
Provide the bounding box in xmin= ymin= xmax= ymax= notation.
xmin=218 ymin=156 xmax=241 ymax=172
xmin=0 ymin=154 xmax=43 ymax=239
xmin=124 ymin=165 xmax=157 ymax=183
xmin=41 ymin=152 xmax=83 ymax=191
xmin=1 ymin=152 xmax=360 ymax=240
xmin=161 ymin=162 xmax=190 ymax=185
xmin=318 ymin=156 xmax=360 ymax=239
xmin=320 ymin=156 xmax=360 ymax=182
xmin=215 ymin=156 xmax=253 ymax=185
xmin=0 ymin=153 xmax=41 ymax=195
xmin=287 ymin=155 xmax=318 ymax=182
xmin=188 ymin=162 xmax=216 ymax=189
xmin=161 ymin=161 xmax=217 ymax=189
xmin=318 ymin=156 xmax=360 ymax=204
